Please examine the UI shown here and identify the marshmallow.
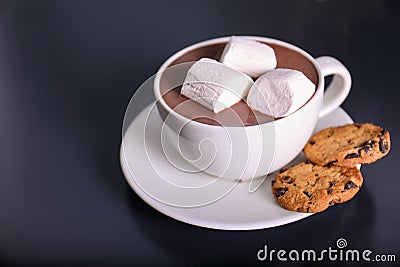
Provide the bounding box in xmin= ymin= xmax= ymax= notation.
xmin=181 ymin=58 xmax=253 ymax=113
xmin=247 ymin=68 xmax=315 ymax=118
xmin=220 ymin=36 xmax=277 ymax=78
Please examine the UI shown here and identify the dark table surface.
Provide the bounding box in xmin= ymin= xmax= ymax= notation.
xmin=1 ymin=0 xmax=399 ymax=266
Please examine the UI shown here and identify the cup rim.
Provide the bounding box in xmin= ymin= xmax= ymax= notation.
xmin=153 ymin=36 xmax=323 ymax=129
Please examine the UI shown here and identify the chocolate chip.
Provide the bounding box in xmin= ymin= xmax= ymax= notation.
xmin=305 ymin=160 xmax=313 ymax=164
xmin=281 ymin=175 xmax=294 ymax=183
xmin=306 ymin=207 xmax=310 ymax=213
xmin=356 ymin=140 xmax=375 ymax=148
xmin=274 ymin=188 xmax=288 ymax=197
xmin=309 ymin=140 xmax=316 ymax=145
xmin=303 ymin=191 xmax=312 ymax=198
xmin=345 ymin=153 xmax=361 ymax=159
xmin=358 ymin=146 xmax=370 ymax=155
xmin=329 ymin=181 xmax=336 ymax=187
xmin=271 ymin=180 xmax=275 ymax=186
xmin=344 ymin=181 xmax=357 ymax=190
xmin=327 ymin=188 xmax=333 ymax=195
xmin=279 ymin=168 xmax=287 ymax=173
xmin=381 ymin=128 xmax=388 ymax=135
xmin=324 ymin=160 xmax=338 ymax=167
xmin=379 ymin=140 xmax=388 ymax=153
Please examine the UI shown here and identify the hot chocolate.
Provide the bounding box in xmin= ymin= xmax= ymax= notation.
xmin=159 ymin=41 xmax=319 ymax=127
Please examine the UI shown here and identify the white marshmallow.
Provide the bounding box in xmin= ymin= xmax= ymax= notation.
xmin=247 ymin=69 xmax=315 ymax=118
xmin=220 ymin=36 xmax=277 ymax=78
xmin=181 ymin=58 xmax=253 ymax=113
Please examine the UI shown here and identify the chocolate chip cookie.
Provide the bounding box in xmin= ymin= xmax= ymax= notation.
xmin=272 ymin=161 xmax=363 ymax=213
xmin=303 ymin=123 xmax=390 ymax=167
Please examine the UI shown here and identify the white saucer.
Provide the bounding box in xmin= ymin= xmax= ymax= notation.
xmin=120 ymin=103 xmax=353 ymax=230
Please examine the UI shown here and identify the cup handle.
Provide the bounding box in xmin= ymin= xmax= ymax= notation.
xmin=315 ymin=56 xmax=352 ymax=118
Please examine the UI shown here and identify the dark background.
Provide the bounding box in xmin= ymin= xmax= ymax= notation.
xmin=0 ymin=0 xmax=399 ymax=266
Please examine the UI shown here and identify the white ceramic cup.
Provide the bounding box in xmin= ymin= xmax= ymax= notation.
xmin=154 ymin=36 xmax=351 ymax=181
